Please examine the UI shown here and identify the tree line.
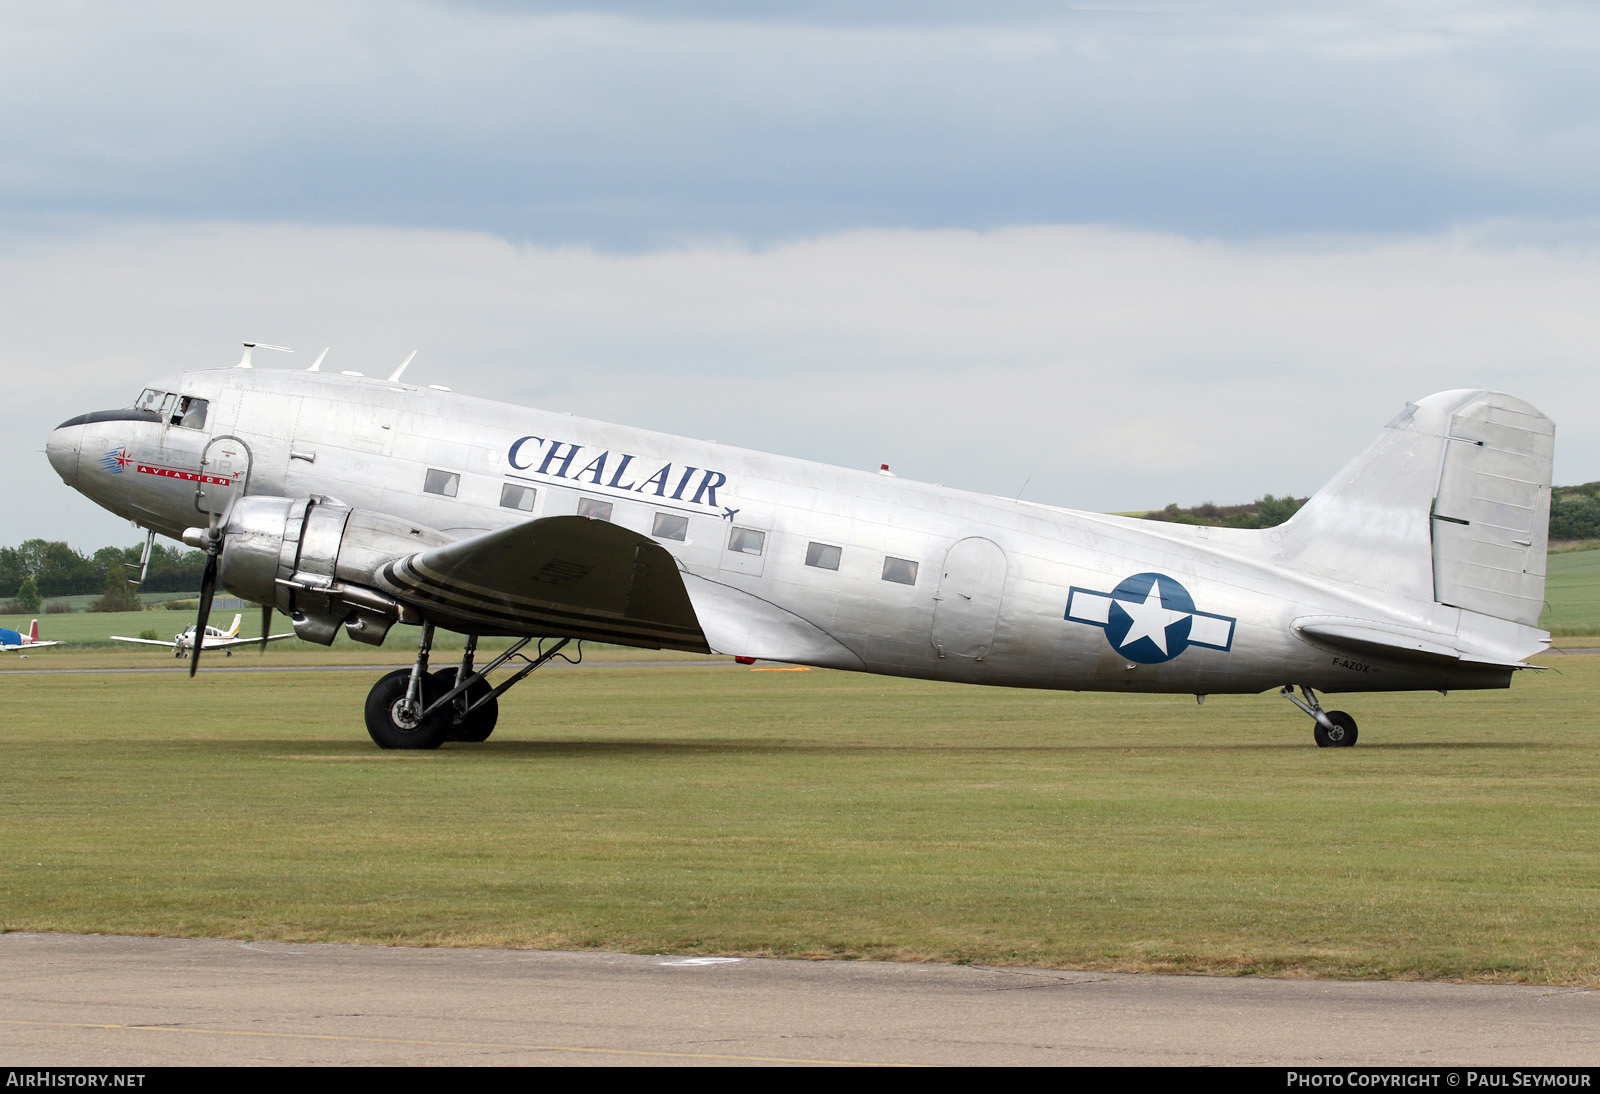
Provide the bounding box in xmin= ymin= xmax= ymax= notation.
xmin=1142 ymin=484 xmax=1600 ymax=539
xmin=1 ymin=539 xmax=206 ymax=610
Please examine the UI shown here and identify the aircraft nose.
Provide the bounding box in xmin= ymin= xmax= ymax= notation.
xmin=46 ymin=421 xmax=84 ymax=487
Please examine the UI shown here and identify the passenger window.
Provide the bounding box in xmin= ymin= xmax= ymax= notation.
xmin=728 ymin=527 xmax=765 ymax=555
xmin=882 ymin=557 xmax=919 ymax=585
xmin=805 ymin=542 xmax=841 ymax=570
xmin=424 ymin=469 xmax=460 ymax=497
xmin=653 ymin=513 xmax=688 ymax=541
xmin=577 ymin=497 xmax=613 ymax=521
xmin=500 ymin=483 xmax=537 ymax=511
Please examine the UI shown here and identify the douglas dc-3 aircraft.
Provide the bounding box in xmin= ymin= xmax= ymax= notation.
xmin=45 ymin=345 xmax=1554 ymax=749
xmin=111 ymin=612 xmax=296 ymax=657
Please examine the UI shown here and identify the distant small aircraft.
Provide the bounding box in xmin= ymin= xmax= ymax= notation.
xmin=0 ymin=619 xmax=61 ymax=652
xmin=47 ymin=343 xmax=1556 ymax=751
xmin=111 ymin=613 xmax=295 ymax=657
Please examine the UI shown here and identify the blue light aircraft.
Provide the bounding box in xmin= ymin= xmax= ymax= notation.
xmin=1 ymin=619 xmax=61 ymax=652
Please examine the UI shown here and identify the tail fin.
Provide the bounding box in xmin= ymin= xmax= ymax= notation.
xmin=28 ymin=619 xmax=39 ymax=643
xmin=226 ymin=613 xmax=242 ymax=638
xmin=1274 ymin=390 xmax=1553 ymax=627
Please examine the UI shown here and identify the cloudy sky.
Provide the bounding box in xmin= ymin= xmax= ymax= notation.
xmin=7 ymin=0 xmax=1600 ymax=549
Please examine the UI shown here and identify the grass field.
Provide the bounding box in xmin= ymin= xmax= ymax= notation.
xmin=1542 ymin=548 xmax=1600 ymax=635
xmin=3 ymin=648 xmax=1597 ymax=983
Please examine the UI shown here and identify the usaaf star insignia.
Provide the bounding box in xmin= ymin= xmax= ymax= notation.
xmin=1065 ymin=572 xmax=1235 ymax=664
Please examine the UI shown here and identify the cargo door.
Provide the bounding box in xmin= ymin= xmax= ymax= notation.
xmin=931 ymin=537 xmax=1007 ymax=660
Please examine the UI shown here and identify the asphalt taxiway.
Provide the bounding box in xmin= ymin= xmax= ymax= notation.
xmin=1 ymin=934 xmax=1596 ymax=1066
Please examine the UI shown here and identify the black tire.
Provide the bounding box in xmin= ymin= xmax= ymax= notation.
xmin=364 ymin=668 xmax=449 ymax=750
xmin=430 ymin=667 xmax=500 ymax=743
xmin=1314 ymin=710 xmax=1358 ymax=748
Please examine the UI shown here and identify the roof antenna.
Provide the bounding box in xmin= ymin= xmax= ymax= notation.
xmin=307 ymin=347 xmax=329 ymax=372
xmin=236 ymin=342 xmax=293 ymax=369
xmin=388 ymin=350 xmax=417 ymax=383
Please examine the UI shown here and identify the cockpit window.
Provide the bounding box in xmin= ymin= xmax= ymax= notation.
xmin=135 ymin=389 xmax=171 ymax=414
xmin=174 ymin=396 xmax=208 ymax=430
xmin=134 ymin=389 xmax=208 ymax=429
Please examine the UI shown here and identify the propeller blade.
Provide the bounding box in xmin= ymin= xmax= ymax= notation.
xmin=191 ymin=551 xmax=218 ymax=678
xmin=259 ymin=603 xmax=273 ymax=654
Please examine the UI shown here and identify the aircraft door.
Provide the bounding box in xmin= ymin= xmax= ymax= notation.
xmin=931 ymin=537 xmax=1007 ymax=660
xmin=196 ymin=435 xmax=252 ymax=517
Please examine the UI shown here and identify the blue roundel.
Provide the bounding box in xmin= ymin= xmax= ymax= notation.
xmin=1104 ymin=572 xmax=1196 ymax=664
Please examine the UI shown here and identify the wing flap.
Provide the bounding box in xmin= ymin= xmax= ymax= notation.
xmin=375 ymin=515 xmax=710 ymax=652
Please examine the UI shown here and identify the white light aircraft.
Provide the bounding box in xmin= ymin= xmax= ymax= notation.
xmin=1 ymin=619 xmax=61 ymax=652
xmin=46 ymin=345 xmax=1554 ymax=749
xmin=111 ymin=613 xmax=296 ymax=657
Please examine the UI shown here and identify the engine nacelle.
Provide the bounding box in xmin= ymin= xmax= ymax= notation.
xmin=215 ymin=495 xmax=453 ymax=645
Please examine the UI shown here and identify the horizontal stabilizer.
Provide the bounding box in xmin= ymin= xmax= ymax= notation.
xmin=1294 ymin=619 xmax=1462 ymax=665
xmin=1293 ymin=615 xmax=1543 ymax=669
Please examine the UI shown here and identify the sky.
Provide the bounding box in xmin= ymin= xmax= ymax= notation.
xmin=7 ymin=0 xmax=1600 ymax=549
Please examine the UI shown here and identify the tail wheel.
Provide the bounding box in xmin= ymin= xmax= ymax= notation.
xmin=431 ymin=667 xmax=500 ymax=743
xmin=1314 ymin=710 xmax=1359 ymax=748
xmin=364 ymin=668 xmax=450 ymax=750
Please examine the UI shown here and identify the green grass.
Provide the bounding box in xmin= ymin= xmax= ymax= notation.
xmin=1541 ymin=548 xmax=1600 ymax=635
xmin=3 ymin=650 xmax=1598 ymax=983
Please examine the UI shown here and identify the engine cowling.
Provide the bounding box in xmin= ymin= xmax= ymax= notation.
xmin=214 ymin=495 xmax=453 ymax=645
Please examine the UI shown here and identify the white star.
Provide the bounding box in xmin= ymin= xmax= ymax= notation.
xmin=1114 ymin=579 xmax=1191 ymax=655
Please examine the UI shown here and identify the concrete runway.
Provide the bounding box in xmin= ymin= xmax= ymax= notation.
xmin=1 ymin=934 xmax=1596 ymax=1066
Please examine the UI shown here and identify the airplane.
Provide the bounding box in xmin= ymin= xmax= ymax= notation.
xmin=110 ymin=613 xmax=296 ymax=657
xmin=44 ymin=345 xmax=1554 ymax=750
xmin=0 ymin=619 xmax=62 ymax=652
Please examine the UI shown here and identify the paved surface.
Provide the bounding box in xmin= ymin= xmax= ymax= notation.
xmin=1 ymin=934 xmax=1596 ymax=1066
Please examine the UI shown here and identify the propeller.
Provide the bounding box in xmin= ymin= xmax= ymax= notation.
xmin=259 ymin=603 xmax=273 ymax=654
xmin=186 ymin=492 xmax=237 ymax=678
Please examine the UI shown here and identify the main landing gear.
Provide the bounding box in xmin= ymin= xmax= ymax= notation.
xmin=1279 ymin=685 xmax=1359 ymax=748
xmin=362 ymin=623 xmax=579 ymax=749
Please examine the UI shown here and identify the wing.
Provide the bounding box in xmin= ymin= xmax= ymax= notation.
xmin=373 ymin=515 xmax=711 ymax=652
xmin=208 ymin=633 xmax=297 ymax=649
xmin=109 ymin=636 xmax=179 ymax=646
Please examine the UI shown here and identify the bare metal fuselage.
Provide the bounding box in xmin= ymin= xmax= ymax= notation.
xmin=47 ymin=367 xmax=1550 ymax=699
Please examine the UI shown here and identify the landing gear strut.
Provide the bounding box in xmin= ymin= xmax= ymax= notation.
xmin=363 ymin=628 xmax=578 ymax=749
xmin=364 ymin=623 xmax=450 ymax=749
xmin=1280 ymin=685 xmax=1359 ymax=748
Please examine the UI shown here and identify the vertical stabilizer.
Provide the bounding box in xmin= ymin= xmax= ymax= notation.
xmin=1273 ymin=391 xmax=1553 ymax=627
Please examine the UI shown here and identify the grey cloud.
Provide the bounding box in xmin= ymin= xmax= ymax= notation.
xmin=3 ymin=3 xmax=1600 ymax=245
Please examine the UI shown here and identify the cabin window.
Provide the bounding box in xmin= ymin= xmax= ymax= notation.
xmin=728 ymin=527 xmax=765 ymax=556
xmin=500 ymin=483 xmax=537 ymax=511
xmin=424 ymin=468 xmax=460 ymax=497
xmin=805 ymin=542 xmax=841 ymax=570
xmin=882 ymin=557 xmax=919 ymax=585
xmin=577 ymin=497 xmax=613 ymax=521
xmin=653 ymin=512 xmax=688 ymax=541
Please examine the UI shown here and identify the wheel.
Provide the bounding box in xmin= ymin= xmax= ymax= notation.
xmin=364 ymin=668 xmax=449 ymax=750
xmin=430 ymin=667 xmax=499 ymax=743
xmin=1314 ymin=710 xmax=1358 ymax=748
